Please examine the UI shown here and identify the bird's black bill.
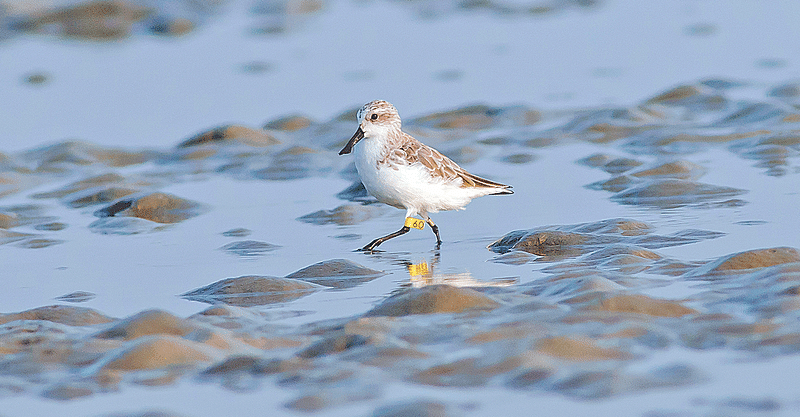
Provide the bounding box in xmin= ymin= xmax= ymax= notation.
xmin=339 ymin=127 xmax=364 ymax=155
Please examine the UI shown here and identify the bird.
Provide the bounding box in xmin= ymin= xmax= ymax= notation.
xmin=338 ymin=100 xmax=513 ymax=251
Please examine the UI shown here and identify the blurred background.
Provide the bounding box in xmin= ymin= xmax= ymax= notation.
xmin=2 ymin=0 xmax=798 ymax=151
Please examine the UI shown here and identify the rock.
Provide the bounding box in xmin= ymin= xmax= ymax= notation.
xmin=0 ymin=305 xmax=113 ymax=326
xmin=41 ymin=383 xmax=93 ymax=400
xmin=65 ymin=186 xmax=138 ymax=208
xmin=412 ymin=356 xmax=521 ymax=387
xmin=94 ymin=192 xmax=203 ymax=224
xmin=286 ymin=259 xmax=384 ymax=289
xmin=411 ymin=104 xmax=495 ymax=130
xmin=149 ymin=16 xmax=195 ymax=36
xmin=611 ymin=179 xmax=745 ymax=208
xmin=88 ymin=217 xmax=157 ymax=234
xmin=12 ymin=0 xmax=152 ymax=40
xmin=630 ymin=160 xmax=706 ymax=180
xmin=220 ymin=240 xmax=280 ymax=256
xmin=31 ymin=173 xmax=126 ymax=199
xmin=366 ymin=285 xmax=500 ymax=316
xmin=587 ymin=175 xmax=639 ymax=193
xmin=600 ymin=157 xmax=643 ymax=174
xmin=297 ymin=334 xmax=370 ymax=358
xmin=55 ymin=291 xmax=96 ymax=303
xmin=691 ymin=247 xmax=800 ymax=277
xmin=488 ymin=230 xmax=613 ymax=257
xmin=221 ymin=228 xmax=251 ymax=237
xmin=21 ymin=141 xmax=152 ymax=171
xmin=181 ymin=276 xmax=322 ymax=306
xmin=371 ymin=400 xmax=449 ymax=417
xmin=252 ymin=146 xmax=329 ymax=181
xmin=94 ymin=310 xmax=195 ymax=340
xmin=16 ymin=238 xmax=63 ymax=249
xmin=297 ymin=204 xmax=383 ymax=226
xmin=178 ymin=125 xmax=279 ymax=148
xmin=335 ymin=181 xmax=373 ymax=202
xmin=579 ymin=294 xmax=697 ymax=317
xmin=263 ymin=114 xmax=314 ymax=131
xmin=34 ymin=222 xmax=67 ymax=231
xmin=94 ymin=335 xmax=214 ymax=371
xmin=536 ymin=336 xmax=631 ymax=361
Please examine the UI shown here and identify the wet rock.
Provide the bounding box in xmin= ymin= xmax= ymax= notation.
xmin=65 ymin=186 xmax=139 ymax=208
xmin=0 ymin=229 xmax=34 ymax=245
xmin=536 ymin=336 xmax=631 ymax=361
xmin=0 ymin=204 xmax=55 ymax=230
xmin=297 ymin=334 xmax=370 ymax=358
xmin=252 ymin=146 xmax=330 ymax=180
xmin=690 ymin=247 xmax=800 ymax=277
xmin=600 ymin=157 xmax=643 ymax=174
xmin=88 ymin=217 xmax=158 ymax=235
xmin=579 ymin=294 xmax=697 ymax=317
xmin=286 ymin=259 xmax=384 ymax=289
xmin=412 ymin=355 xmax=521 ymax=387
xmin=713 ymin=103 xmax=788 ymax=127
xmin=550 ymin=369 xmax=619 ymax=398
xmin=200 ymin=355 xmax=248 ymax=374
xmin=769 ymin=83 xmax=800 ymax=98
xmin=411 ymin=105 xmax=495 ymax=130
xmin=611 ymin=179 xmax=746 ymax=208
xmin=98 ymin=411 xmax=186 ymax=417
xmin=371 ymin=400 xmax=449 ymax=417
xmin=221 ymin=228 xmax=251 ymax=237
xmin=41 ymin=383 xmax=93 ymax=400
xmin=586 ymin=174 xmax=640 ymax=193
xmin=16 ymin=238 xmax=63 ymax=249
xmin=263 ymin=114 xmax=314 ymax=131
xmin=297 ymin=204 xmax=384 ymax=226
xmin=31 ymin=173 xmax=126 ymax=199
xmin=366 ymin=285 xmax=500 ymax=316
xmin=581 ymin=244 xmax=661 ymax=262
xmin=490 ymin=219 xmax=718 ymax=258
xmin=55 ymin=291 xmax=96 ymax=303
xmin=501 ymin=153 xmax=535 ymax=164
xmin=21 ymin=141 xmax=152 ymax=171
xmin=629 ymin=160 xmax=706 ymax=180
xmin=178 ymin=125 xmax=279 ymax=148
xmin=644 ymin=84 xmax=725 ymax=111
xmin=181 ymin=276 xmax=322 ymax=306
xmin=12 ymin=0 xmax=152 ymax=40
xmin=0 ymin=305 xmax=113 ymax=326
xmin=220 ymin=240 xmax=280 ymax=256
xmin=94 ymin=192 xmax=203 ymax=224
xmin=34 ymin=222 xmax=67 ymax=231
xmin=148 ymin=16 xmax=195 ymax=36
xmin=94 ymin=310 xmax=195 ymax=341
xmin=0 ymin=212 xmax=18 ymax=229
xmin=571 ymin=218 xmax=652 ymax=236
xmin=577 ymin=153 xmax=614 ymax=167
xmin=335 ymin=181 xmax=374 ymax=202
xmin=488 ymin=230 xmax=610 ymax=257
xmin=94 ymin=335 xmax=214 ymax=371
xmin=506 ymin=366 xmax=554 ymax=389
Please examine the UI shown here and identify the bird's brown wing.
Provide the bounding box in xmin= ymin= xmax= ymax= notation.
xmin=387 ymin=136 xmax=512 ymax=192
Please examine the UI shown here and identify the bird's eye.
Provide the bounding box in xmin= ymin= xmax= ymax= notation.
xmin=370 ymin=114 xmax=378 ymax=120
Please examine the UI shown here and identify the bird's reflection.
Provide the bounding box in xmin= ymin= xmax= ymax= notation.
xmin=396 ymin=250 xmax=517 ymax=289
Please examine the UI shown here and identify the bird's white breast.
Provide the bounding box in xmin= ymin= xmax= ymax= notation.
xmin=353 ymin=136 xmax=495 ymax=216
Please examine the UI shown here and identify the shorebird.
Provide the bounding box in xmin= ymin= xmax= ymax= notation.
xmin=338 ymin=100 xmax=513 ymax=251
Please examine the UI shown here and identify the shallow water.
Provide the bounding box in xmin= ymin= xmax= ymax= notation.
xmin=1 ymin=0 xmax=800 ymax=416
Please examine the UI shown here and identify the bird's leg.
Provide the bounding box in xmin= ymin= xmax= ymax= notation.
xmin=426 ymin=218 xmax=442 ymax=247
xmin=360 ymin=226 xmax=410 ymax=252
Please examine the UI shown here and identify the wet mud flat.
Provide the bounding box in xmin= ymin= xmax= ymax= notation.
xmin=0 ymin=80 xmax=799 ymax=416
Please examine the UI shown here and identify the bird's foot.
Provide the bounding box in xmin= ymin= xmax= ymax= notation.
xmin=358 ymin=238 xmax=383 ymax=252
